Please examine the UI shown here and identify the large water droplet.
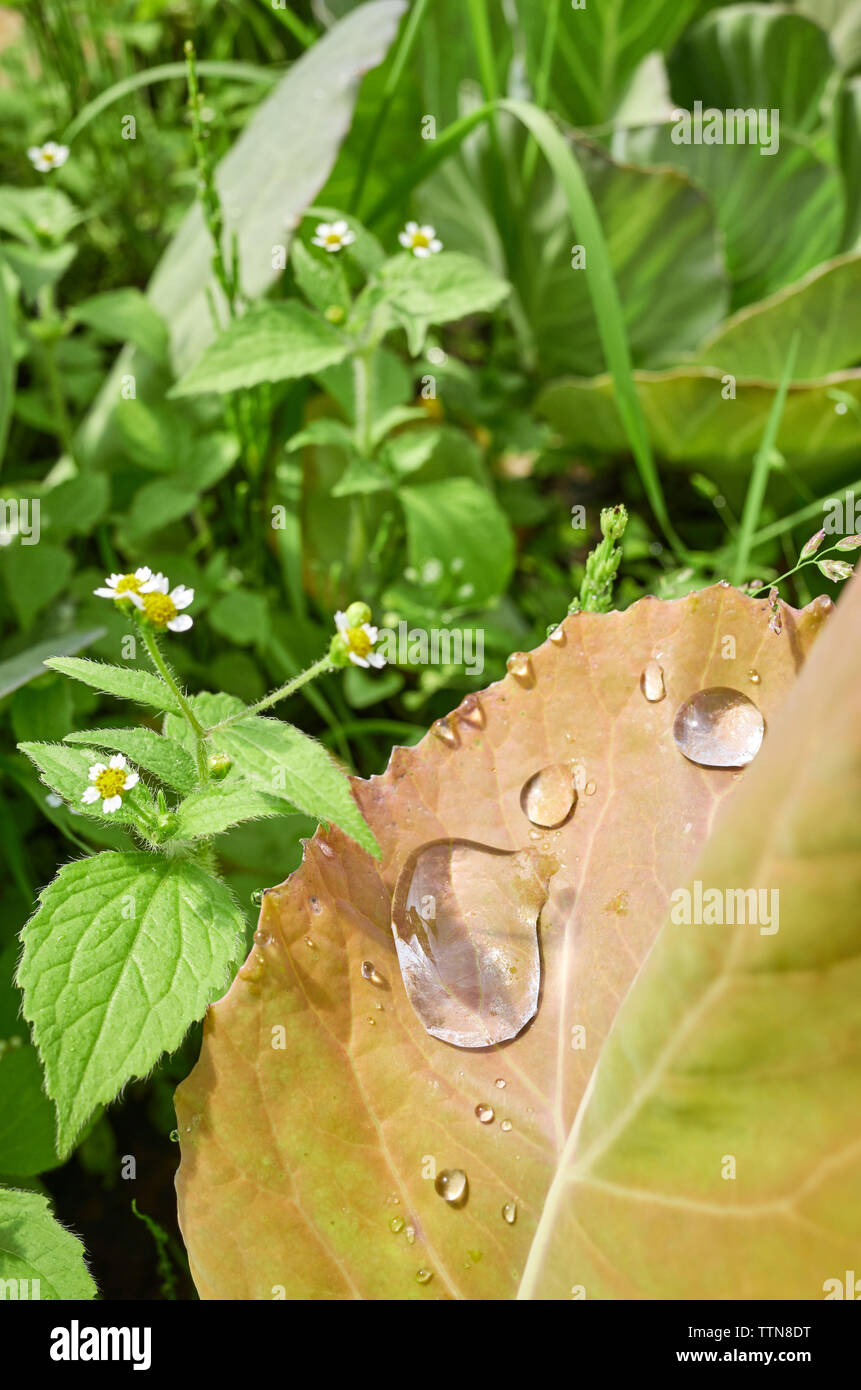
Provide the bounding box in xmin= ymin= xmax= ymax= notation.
xmin=456 ymin=694 xmax=485 ymax=729
xmin=495 ymin=1077 xmax=506 ymax=1089
xmin=431 ymin=716 xmax=458 ymax=748
xmin=415 ymin=1268 xmax=433 ymax=1284
xmin=641 ymin=660 xmax=665 ymax=702
xmin=548 ymin=626 xmax=566 ymax=646
xmin=475 ymin=1103 xmax=494 ymax=1124
xmin=506 ymin=652 xmax=535 ymax=688
xmin=520 ymin=764 xmax=577 ymax=829
xmin=391 ymin=839 xmax=556 ymax=1048
xmin=673 ymin=687 xmax=764 ymax=768
xmin=434 ymin=1168 xmax=469 ymax=1207
xmin=502 ymin=1200 xmax=517 ymax=1225
xmin=390 ymin=1215 xmax=405 ymax=1234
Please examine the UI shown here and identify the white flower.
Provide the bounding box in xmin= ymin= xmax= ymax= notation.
xmin=94 ymin=567 xmax=154 ymax=601
xmin=82 ymin=755 xmax=139 ymax=814
xmin=28 ymin=141 xmax=69 ymax=173
xmin=334 ymin=610 xmax=386 ymax=668
xmin=129 ymin=574 xmax=195 ymax=633
xmin=311 ymin=220 xmax=355 ymax=254
xmin=398 ymin=221 xmax=442 ymax=258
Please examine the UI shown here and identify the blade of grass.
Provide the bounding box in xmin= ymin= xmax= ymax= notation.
xmin=349 ymin=0 xmax=434 ymax=214
xmin=749 ymin=477 xmax=861 ymax=552
xmin=731 ymin=332 xmax=800 ymax=587
xmin=250 ymin=0 xmax=316 ymax=48
xmin=521 ymin=0 xmax=561 ymax=186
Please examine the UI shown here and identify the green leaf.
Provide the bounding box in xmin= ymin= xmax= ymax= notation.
xmin=538 ymin=368 xmax=861 ymax=480
xmin=398 ymin=476 xmax=514 ymax=608
xmin=172 ymin=783 xmax=293 ymax=840
xmin=838 ymin=77 xmax=861 ymax=250
xmin=0 ymin=263 xmax=14 ymax=460
xmin=291 ymin=237 xmax=351 ymax=317
xmin=286 ymin=418 xmax=356 ymax=452
xmin=208 ymin=590 xmax=270 ymax=648
xmin=2 ymin=242 xmax=76 ymax=298
xmin=17 ymin=852 xmax=244 ymax=1152
xmin=0 ymin=628 xmax=104 ymax=699
xmin=70 ymin=288 xmax=168 ymax=361
xmin=64 ymin=727 xmax=197 ymax=796
xmin=696 ymin=253 xmax=861 ymax=381
xmin=0 ymin=543 xmax=73 ymax=629
xmin=0 ymin=944 xmax=62 ymax=1176
xmin=18 ymin=742 xmax=158 ymax=832
xmin=380 ymin=250 xmax=509 ymax=328
xmin=44 ymin=657 xmax=185 ymax=716
xmin=332 ymin=455 xmax=392 ymax=497
xmin=0 ymin=186 xmax=81 ymax=245
xmin=40 ymin=474 xmax=110 ymax=540
xmin=170 ymin=301 xmax=350 ymax=397
xmin=209 ymin=714 xmax=380 ymax=857
xmin=0 ymin=1189 xmax=96 ymax=1299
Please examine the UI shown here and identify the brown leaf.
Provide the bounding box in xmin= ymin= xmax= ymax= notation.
xmin=175 ymin=585 xmax=831 ymax=1299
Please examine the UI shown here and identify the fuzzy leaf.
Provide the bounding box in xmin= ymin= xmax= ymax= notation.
xmin=64 ymin=727 xmax=198 ymax=796
xmin=18 ymin=852 xmax=244 ymax=1153
xmin=18 ymin=741 xmax=158 ymax=832
xmin=0 ymin=1189 xmax=96 ymax=1299
xmin=44 ymin=657 xmax=184 ymax=715
xmin=170 ymin=302 xmax=350 ymax=397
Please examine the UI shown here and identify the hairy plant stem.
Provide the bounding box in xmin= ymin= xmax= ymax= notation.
xmin=207 ymin=655 xmax=335 ymax=732
xmin=140 ymin=627 xmax=209 ymax=779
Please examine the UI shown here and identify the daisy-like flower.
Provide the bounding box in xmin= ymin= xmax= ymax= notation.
xmin=28 ymin=141 xmax=69 ymax=173
xmin=94 ymin=567 xmax=155 ymax=602
xmin=82 ymin=755 xmax=139 ymax=814
xmin=330 ymin=602 xmax=386 ymax=669
xmin=311 ymin=220 xmax=355 ymax=254
xmin=130 ymin=574 xmax=194 ymax=633
xmin=398 ymin=221 xmax=442 ymax=258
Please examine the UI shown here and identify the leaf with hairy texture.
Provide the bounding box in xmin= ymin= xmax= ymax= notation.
xmin=175 ymin=584 xmax=837 ymax=1299
xmin=18 ymin=742 xmax=158 ymax=832
xmin=18 ymin=852 xmax=244 ymax=1153
xmin=0 ymin=1189 xmax=96 ymax=1299
xmin=171 ymin=784 xmax=295 ymax=841
xmin=170 ymin=302 xmax=350 ymax=397
xmin=44 ymin=657 xmax=184 ymax=715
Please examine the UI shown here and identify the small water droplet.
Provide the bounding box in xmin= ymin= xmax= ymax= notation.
xmin=495 ymin=1077 xmax=506 ymax=1089
xmin=391 ymin=840 xmax=556 ymax=1048
xmin=572 ymin=764 xmax=587 ymax=792
xmin=416 ymin=1267 xmax=434 ymax=1284
xmin=641 ymin=660 xmax=665 ymax=702
xmin=520 ymin=764 xmax=577 ymax=829
xmin=434 ymin=1168 xmax=469 ymax=1207
xmin=501 ymin=1119 xmax=512 ymax=1132
xmin=549 ymin=626 xmax=566 ymax=645
xmin=390 ymin=1216 xmax=405 ymax=1234
xmin=405 ymin=1225 xmax=416 ymax=1244
xmin=361 ymin=960 xmax=387 ymax=987
xmin=475 ymin=1103 xmax=494 ymax=1124
xmin=748 ymin=669 xmax=761 ymax=684
xmin=304 ymin=936 xmax=316 ymax=950
xmin=673 ymin=688 xmax=764 ymax=768
xmin=584 ymin=780 xmax=596 ymax=796
xmin=502 ymin=1200 xmax=517 ymax=1225
xmin=238 ymin=950 xmax=265 ymax=985
xmin=457 ymin=694 xmax=485 ymax=729
xmin=431 ymin=716 xmax=458 ymax=748
xmin=506 ymin=652 xmax=535 ymax=688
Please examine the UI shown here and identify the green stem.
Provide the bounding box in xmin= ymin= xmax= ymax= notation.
xmin=140 ymin=627 xmax=208 ymax=777
xmin=352 ymin=351 xmax=374 ymax=456
xmin=208 ymin=654 xmax=335 ymax=731
xmin=747 ymin=542 xmax=848 ymax=597
xmin=732 ymin=332 xmax=800 ymax=588
xmin=522 ymin=0 xmax=561 ymax=187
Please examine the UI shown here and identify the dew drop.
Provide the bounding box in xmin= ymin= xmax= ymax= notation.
xmin=475 ymin=1103 xmax=494 ymax=1124
xmin=502 ymin=1200 xmax=517 ymax=1225
xmin=416 ymin=1268 xmax=433 ymax=1284
xmin=520 ymin=764 xmax=577 ymax=829
xmin=500 ymin=1119 xmax=513 ymax=1133
xmin=673 ymin=687 xmax=764 ymax=768
xmin=572 ymin=763 xmax=587 ymax=792
xmin=390 ymin=1216 xmax=405 ymax=1234
xmin=549 ymin=626 xmax=566 ymax=645
xmin=748 ymin=669 xmax=761 ymax=684
xmin=431 ymin=716 xmax=458 ymax=748
xmin=361 ymin=960 xmax=387 ymax=987
xmin=391 ymin=839 xmax=556 ymax=1047
xmin=434 ymin=1168 xmax=469 ymax=1207
xmin=405 ymin=1224 xmax=416 ymax=1244
xmin=506 ymin=652 xmax=535 ymax=688
xmin=304 ymin=936 xmax=316 ymax=950
xmin=456 ymin=693 xmax=485 ymax=729
xmin=495 ymin=1077 xmax=506 ymax=1089
xmin=584 ymin=780 xmax=596 ymax=796
xmin=641 ymin=660 xmax=665 ymax=702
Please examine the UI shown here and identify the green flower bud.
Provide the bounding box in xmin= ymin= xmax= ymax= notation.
xmin=344 ymin=600 xmax=372 ymax=627
xmin=208 ymin=752 xmax=232 ymax=780
xmin=329 ymin=632 xmax=351 ymax=667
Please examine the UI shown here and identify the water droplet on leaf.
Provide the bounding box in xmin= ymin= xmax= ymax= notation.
xmin=391 ymin=840 xmax=556 ymax=1047
xmin=502 ymin=1200 xmax=517 ymax=1225
xmin=495 ymin=1077 xmax=506 ymax=1089
xmin=390 ymin=1216 xmax=405 ymax=1234
xmin=506 ymin=652 xmax=535 ymax=688
xmin=673 ymin=687 xmax=764 ymax=768
xmin=475 ymin=1103 xmax=494 ymax=1124
xmin=748 ymin=669 xmax=760 ymax=684
xmin=549 ymin=626 xmax=565 ymax=645
xmin=361 ymin=960 xmax=387 ymax=987
xmin=434 ymin=1168 xmax=469 ymax=1207
xmin=641 ymin=660 xmax=665 ymax=702
xmin=500 ymin=1119 xmax=512 ymax=1133
xmin=415 ymin=1268 xmax=433 ymax=1284
xmin=520 ymin=764 xmax=577 ymax=829
xmin=456 ymin=694 xmax=485 ymax=729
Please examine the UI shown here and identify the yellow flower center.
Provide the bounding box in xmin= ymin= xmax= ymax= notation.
xmin=411 ymin=232 xmax=429 ymax=248
xmin=43 ymin=151 xmax=55 ymax=163
xmin=115 ymin=573 xmax=143 ymax=595
xmin=346 ymin=626 xmax=372 ymax=659
xmin=95 ymin=768 xmax=126 ymax=799
xmin=141 ymin=591 xmax=178 ymax=628
xmin=326 ymin=233 xmax=341 ymax=245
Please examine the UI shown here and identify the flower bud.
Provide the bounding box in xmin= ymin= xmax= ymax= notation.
xmin=800 ymin=529 xmax=825 ymax=559
xmin=344 ymin=600 xmax=372 ymax=627
xmin=208 ymin=752 xmax=232 ymax=781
